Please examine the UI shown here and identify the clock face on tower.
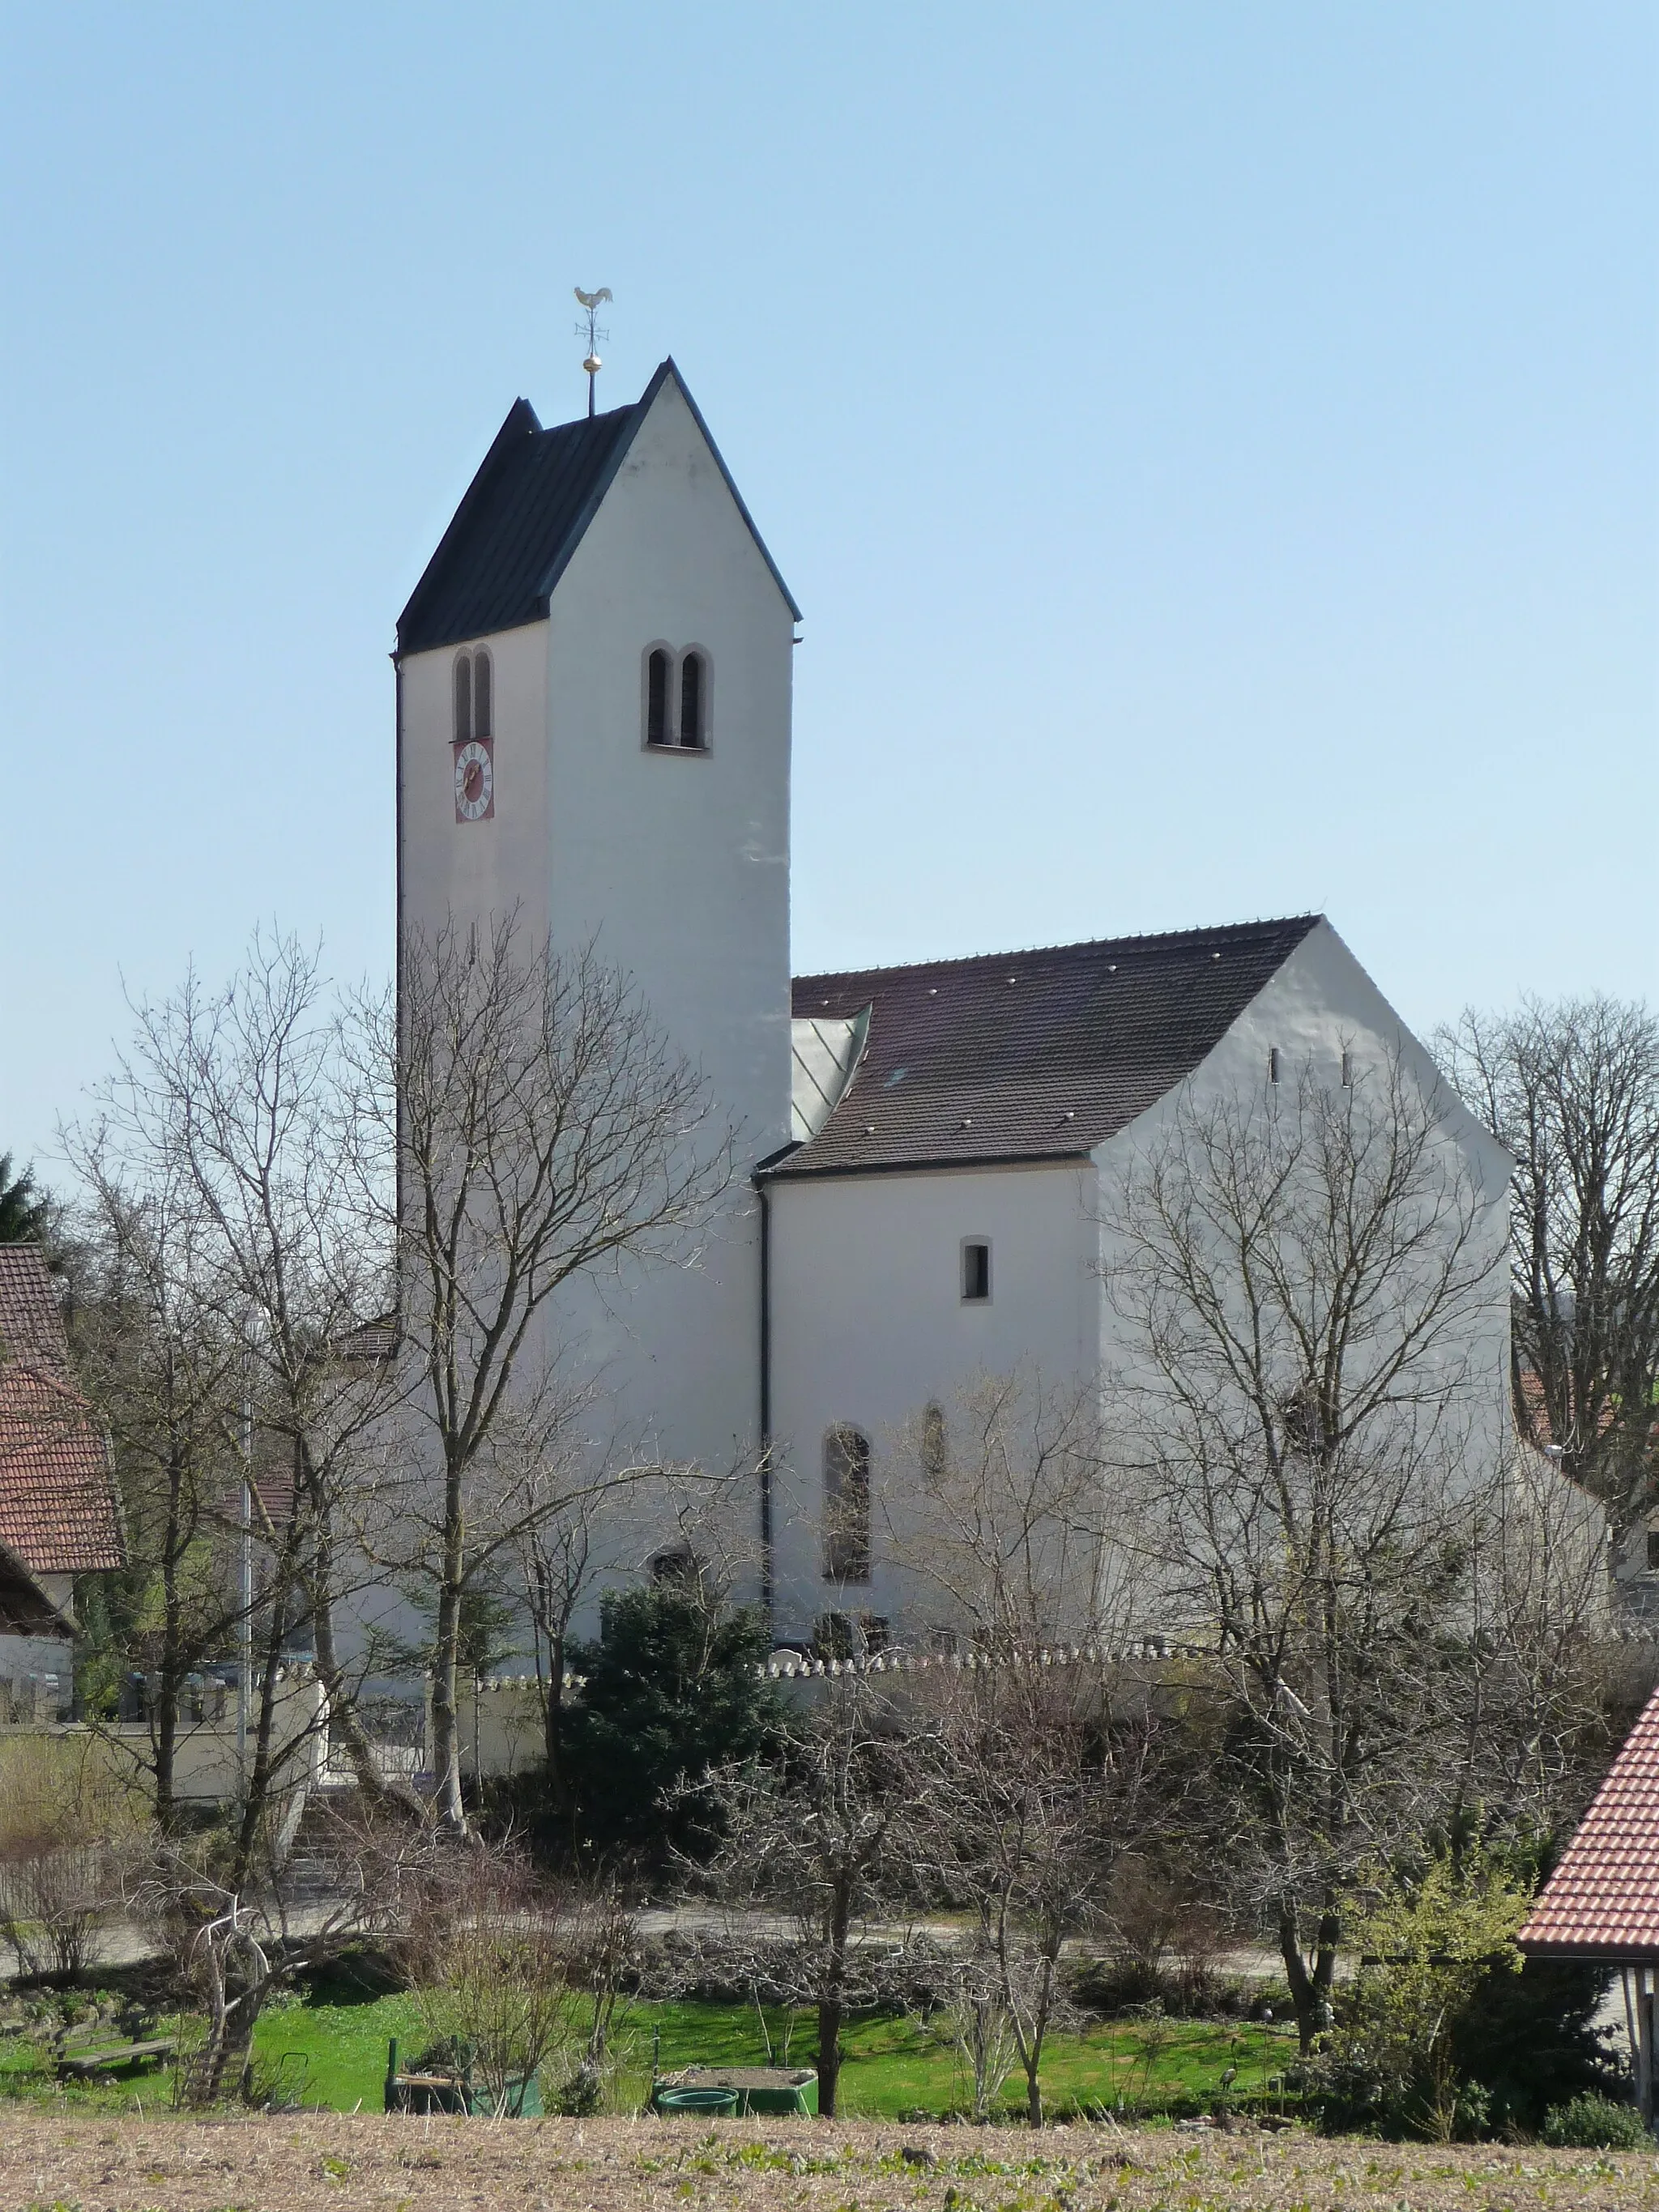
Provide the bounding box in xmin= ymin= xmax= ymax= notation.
xmin=454 ymin=740 xmax=494 ymax=823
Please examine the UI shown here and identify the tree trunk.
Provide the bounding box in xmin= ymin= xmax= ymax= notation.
xmin=430 ymin=1472 xmax=467 ymax=1834
xmin=1278 ymin=1899 xmax=1338 ymax=2055
xmin=817 ymin=1877 xmax=853 ymax=2118
xmin=152 ymin=1673 xmax=178 ymax=1835
xmin=230 ymin=1580 xmax=290 ymax=1893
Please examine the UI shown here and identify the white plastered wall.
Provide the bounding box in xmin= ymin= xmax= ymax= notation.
xmin=399 ymin=617 xmax=552 ymax=951
xmin=1092 ymin=916 xmax=1513 ymax=1506
xmin=394 ymin=372 xmax=795 ymax=1630
xmin=766 ymin=1160 xmax=1098 ymax=1644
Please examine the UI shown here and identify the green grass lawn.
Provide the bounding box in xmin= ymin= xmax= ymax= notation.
xmin=0 ymin=1984 xmax=1297 ymax=2120
xmin=246 ymin=1990 xmax=1297 ymax=2119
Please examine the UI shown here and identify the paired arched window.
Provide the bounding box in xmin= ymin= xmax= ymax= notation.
xmin=643 ymin=645 xmax=709 ymax=751
xmin=822 ymin=1425 xmax=872 ymax=1583
xmin=453 ymin=648 xmax=493 ymax=744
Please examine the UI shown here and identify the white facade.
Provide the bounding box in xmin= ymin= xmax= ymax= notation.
xmin=397 ymin=369 xmax=795 ymax=1525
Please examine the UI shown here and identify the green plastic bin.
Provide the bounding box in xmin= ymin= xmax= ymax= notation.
xmin=654 ymin=2068 xmax=818 ymax=2117
xmin=654 ymin=2084 xmax=741 ymax=2116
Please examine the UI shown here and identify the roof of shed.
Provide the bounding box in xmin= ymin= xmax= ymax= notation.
xmin=1519 ymin=1685 xmax=1659 ymax=1960
xmin=769 ymin=915 xmax=1323 ymax=1179
xmin=396 ymin=358 xmax=800 ymax=657
xmin=0 ymin=1246 xmax=123 ymax=1576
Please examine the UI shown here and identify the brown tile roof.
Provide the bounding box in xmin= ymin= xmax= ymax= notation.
xmin=770 ymin=916 xmax=1322 ymax=1179
xmin=1518 ymin=1685 xmax=1659 ymax=1959
xmin=0 ymin=1242 xmax=72 ymax=1375
xmin=0 ymin=1246 xmax=124 ymax=1575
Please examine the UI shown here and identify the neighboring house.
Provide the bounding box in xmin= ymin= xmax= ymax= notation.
xmin=392 ymin=360 xmax=1519 ymax=1654
xmin=0 ymin=1245 xmax=123 ymax=1719
xmin=1519 ymin=1680 xmax=1659 ymax=2122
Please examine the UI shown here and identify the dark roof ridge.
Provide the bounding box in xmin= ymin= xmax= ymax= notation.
xmin=775 ymin=913 xmax=1323 ymax=1180
xmin=396 ymin=360 xmax=800 ymax=658
xmin=792 ymin=913 xmax=1324 ymax=991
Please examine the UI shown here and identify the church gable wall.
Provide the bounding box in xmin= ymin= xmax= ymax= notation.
xmin=1090 ymin=917 xmax=1512 ymax=1492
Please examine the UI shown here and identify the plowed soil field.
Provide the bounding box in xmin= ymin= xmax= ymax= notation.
xmin=0 ymin=2112 xmax=1655 ymax=2212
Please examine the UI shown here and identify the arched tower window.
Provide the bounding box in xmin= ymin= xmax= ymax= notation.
xmin=822 ymin=1425 xmax=872 ymax=1583
xmin=472 ymin=648 xmax=492 ymax=741
xmin=453 ymin=652 xmax=473 ymax=744
xmin=646 ymin=648 xmax=670 ymax=747
xmin=679 ymin=651 xmax=705 ymax=750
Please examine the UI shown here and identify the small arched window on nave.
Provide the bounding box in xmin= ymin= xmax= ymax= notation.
xmin=646 ymin=648 xmax=670 ymax=747
xmin=823 ymin=1425 xmax=872 ymax=1584
xmin=679 ymin=650 xmax=705 ymax=750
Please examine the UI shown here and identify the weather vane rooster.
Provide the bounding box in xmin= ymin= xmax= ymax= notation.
xmin=574 ymin=288 xmax=612 ymax=417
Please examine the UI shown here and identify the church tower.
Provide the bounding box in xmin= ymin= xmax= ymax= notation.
xmin=394 ymin=360 xmax=798 ymax=1509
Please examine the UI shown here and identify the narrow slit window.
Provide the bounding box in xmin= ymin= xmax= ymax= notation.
xmin=679 ymin=652 xmax=704 ymax=748
xmin=822 ymin=1425 xmax=872 ymax=1583
xmin=646 ymin=649 xmax=670 ymax=746
xmin=1269 ymin=1046 xmax=1282 ymax=1085
xmin=962 ymin=1240 xmax=991 ymax=1302
xmin=1340 ymin=1048 xmax=1354 ymax=1088
xmin=920 ymin=1402 xmax=948 ymax=1485
xmin=1648 ymin=1530 xmax=1659 ymax=1573
xmin=453 ymin=653 xmax=472 ymax=744
xmin=473 ymin=649 xmax=492 ymax=741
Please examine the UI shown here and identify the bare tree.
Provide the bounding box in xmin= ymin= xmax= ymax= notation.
xmin=915 ymin=1661 xmax=1158 ymax=2127
xmin=65 ymin=1157 xmax=249 ymax=1833
xmin=66 ymin=931 xmax=411 ymax=1870
xmin=1101 ymin=1054 xmax=1509 ymax=2051
xmin=350 ymin=914 xmax=735 ymax=1835
xmin=402 ymin=1846 xmax=584 ymax=2116
xmin=135 ymin=1794 xmax=446 ymax=2107
xmin=1437 ymin=995 xmax=1659 ymax=1542
xmin=695 ymin=1670 xmax=924 ymax=2116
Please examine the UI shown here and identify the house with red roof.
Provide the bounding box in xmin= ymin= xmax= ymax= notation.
xmin=0 ymin=1243 xmax=123 ymax=1721
xmin=1520 ymin=1683 xmax=1659 ymax=2126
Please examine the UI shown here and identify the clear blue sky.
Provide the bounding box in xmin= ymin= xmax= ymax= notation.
xmin=2 ymin=4 xmax=1654 ymax=1171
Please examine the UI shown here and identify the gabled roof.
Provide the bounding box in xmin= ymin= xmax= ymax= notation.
xmin=1519 ymin=1685 xmax=1659 ymax=1960
xmin=0 ymin=1246 xmax=122 ymax=1576
xmin=396 ymin=358 xmax=800 ymax=658
xmin=767 ymin=916 xmax=1323 ymax=1179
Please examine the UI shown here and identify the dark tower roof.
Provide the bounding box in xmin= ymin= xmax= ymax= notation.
xmin=396 ymin=359 xmax=800 ymax=658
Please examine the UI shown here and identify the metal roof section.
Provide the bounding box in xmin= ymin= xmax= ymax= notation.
xmin=768 ymin=915 xmax=1323 ymax=1179
xmin=395 ymin=359 xmax=800 ymax=659
xmin=791 ymin=1007 xmax=871 ymax=1143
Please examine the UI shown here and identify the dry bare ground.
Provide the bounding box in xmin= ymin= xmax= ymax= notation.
xmin=1 ymin=2115 xmax=1657 ymax=2212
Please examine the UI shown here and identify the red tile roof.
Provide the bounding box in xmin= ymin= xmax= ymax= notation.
xmin=0 ymin=1246 xmax=123 ymax=1575
xmin=1519 ymin=1685 xmax=1659 ymax=1959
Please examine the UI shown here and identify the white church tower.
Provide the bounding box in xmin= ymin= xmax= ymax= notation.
xmin=394 ymin=359 xmax=799 ymax=1515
